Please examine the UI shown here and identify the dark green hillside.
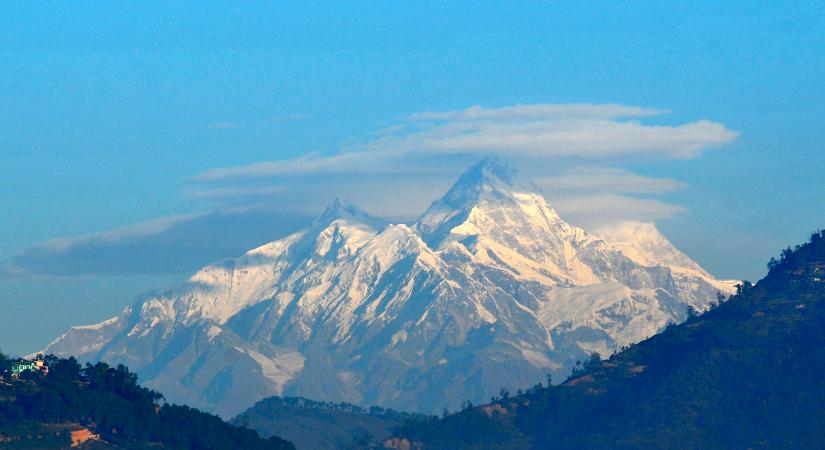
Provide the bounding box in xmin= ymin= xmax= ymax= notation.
xmin=0 ymin=355 xmax=294 ymax=449
xmin=396 ymin=231 xmax=825 ymax=449
xmin=233 ymin=396 xmax=429 ymax=450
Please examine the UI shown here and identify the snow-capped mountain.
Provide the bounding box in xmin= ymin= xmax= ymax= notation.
xmin=44 ymin=158 xmax=736 ymax=418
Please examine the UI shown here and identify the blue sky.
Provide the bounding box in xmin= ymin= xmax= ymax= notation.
xmin=2 ymin=2 xmax=824 ymax=354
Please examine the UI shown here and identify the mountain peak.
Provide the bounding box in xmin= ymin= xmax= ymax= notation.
xmin=594 ymin=221 xmax=705 ymax=273
xmin=447 ymin=157 xmax=540 ymax=200
xmin=420 ymin=158 xmax=542 ymax=225
xmin=415 ymin=158 xmax=566 ymax=254
xmin=313 ymin=198 xmax=377 ymax=228
xmin=468 ymin=156 xmax=517 ymax=183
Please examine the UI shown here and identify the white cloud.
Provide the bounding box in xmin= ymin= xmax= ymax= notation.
xmin=9 ymin=207 xmax=312 ymax=276
xmin=194 ymin=102 xmax=737 ymax=182
xmin=368 ymin=116 xmax=735 ymax=159
xmin=536 ymin=167 xmax=684 ymax=195
xmin=193 ymin=150 xmax=397 ymax=181
xmin=552 ymin=194 xmax=687 ymax=229
xmin=186 ymin=102 xmax=734 ymax=223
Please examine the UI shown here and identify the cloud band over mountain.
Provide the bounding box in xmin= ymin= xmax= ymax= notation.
xmin=8 ymin=208 xmax=311 ymax=277
xmin=6 ymin=103 xmax=737 ymax=277
xmin=188 ymin=102 xmax=734 ymax=222
xmin=194 ymin=103 xmax=737 ymax=181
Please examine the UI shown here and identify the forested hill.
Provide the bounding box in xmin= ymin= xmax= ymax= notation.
xmin=0 ymin=355 xmax=294 ymax=449
xmin=395 ymin=230 xmax=825 ymax=449
xmin=233 ymin=396 xmax=429 ymax=450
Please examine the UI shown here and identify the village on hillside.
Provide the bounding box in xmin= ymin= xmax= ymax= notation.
xmin=0 ymin=354 xmax=49 ymax=382
xmin=0 ymin=354 xmax=102 ymax=447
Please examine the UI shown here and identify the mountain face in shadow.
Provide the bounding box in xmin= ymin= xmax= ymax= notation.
xmin=395 ymin=231 xmax=825 ymax=449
